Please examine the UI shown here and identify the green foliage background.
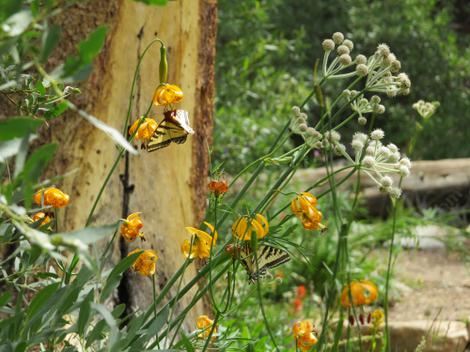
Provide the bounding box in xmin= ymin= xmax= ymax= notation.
xmin=214 ymin=0 xmax=470 ymax=173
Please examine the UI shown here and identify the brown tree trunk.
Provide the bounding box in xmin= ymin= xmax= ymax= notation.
xmin=44 ymin=0 xmax=216 ymax=322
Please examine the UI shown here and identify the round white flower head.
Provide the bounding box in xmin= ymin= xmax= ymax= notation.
xmin=371 ymin=95 xmax=381 ymax=105
xmin=371 ymin=129 xmax=385 ymax=140
xmin=356 ymin=64 xmax=369 ymax=77
xmin=299 ymin=123 xmax=308 ymax=132
xmin=296 ymin=116 xmax=307 ymax=125
xmin=387 ymin=143 xmax=398 ymax=153
xmin=306 ymin=127 xmax=320 ymax=137
xmin=375 ymin=104 xmax=386 ymax=114
xmin=390 ymin=152 xmax=400 ymax=163
xmin=343 ymin=89 xmax=351 ymax=98
xmin=380 ymin=176 xmax=393 ymax=188
xmin=377 ymin=43 xmax=391 ymax=57
xmin=337 ymin=44 xmax=350 ymax=55
xmin=353 ymin=132 xmax=368 ymax=143
xmin=386 ymin=87 xmax=397 ymax=98
xmin=391 ymin=59 xmax=401 ymax=73
xmin=366 ymin=145 xmax=375 ymax=155
xmin=299 ymin=112 xmax=308 ymax=120
xmin=398 ymin=73 xmax=411 ymax=88
xmin=399 ymin=165 xmax=410 ymax=177
xmin=358 ymin=116 xmax=367 ymax=125
xmin=379 ymin=146 xmax=391 ymax=158
xmin=292 ymin=106 xmax=301 ymax=115
xmin=332 ymin=32 xmax=344 ymax=45
xmin=400 ymin=157 xmax=411 ymax=168
xmin=355 ymin=54 xmax=367 ymax=65
xmin=383 ymin=53 xmax=396 ymax=66
xmin=335 ymin=144 xmax=346 ymax=155
xmin=322 ymin=39 xmax=335 ymax=52
xmin=390 ymin=187 xmax=402 ymax=199
xmin=339 ymin=54 xmax=352 ymax=66
xmin=401 ymin=87 xmax=411 ymax=95
xmin=343 ymin=39 xmax=354 ymax=50
xmin=325 ymin=130 xmax=341 ymax=142
xmin=362 ymin=155 xmax=375 ymax=168
xmin=351 ymin=139 xmax=364 ymax=151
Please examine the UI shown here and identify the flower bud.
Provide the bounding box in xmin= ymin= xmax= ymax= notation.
xmin=292 ymin=106 xmax=301 ymax=115
xmin=375 ymin=104 xmax=386 ymax=114
xmin=387 ymin=143 xmax=398 ymax=153
xmin=322 ymin=39 xmax=335 ymax=52
xmin=355 ymin=54 xmax=367 ymax=65
xmin=358 ymin=116 xmax=367 ymax=125
xmin=299 ymin=123 xmax=308 ymax=132
xmin=356 ymin=64 xmax=368 ymax=77
xmin=339 ymin=54 xmax=352 ymax=66
xmin=389 ymin=187 xmax=402 ymax=199
xmin=332 ymin=32 xmax=344 ymax=44
xmin=391 ymin=60 xmax=401 ymax=73
xmin=399 ymin=165 xmax=410 ymax=177
xmin=363 ymin=156 xmax=375 ymax=168
xmin=371 ymin=129 xmax=385 ymax=140
xmin=337 ymin=45 xmax=350 ymax=55
xmin=380 ymin=176 xmax=393 ymax=188
xmin=370 ymin=95 xmax=381 ymax=105
xmin=377 ymin=43 xmax=390 ymax=57
xmin=343 ymin=39 xmax=354 ymax=50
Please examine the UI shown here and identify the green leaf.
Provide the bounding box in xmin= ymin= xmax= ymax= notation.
xmin=0 ymin=292 xmax=12 ymax=309
xmin=100 ymin=251 xmax=142 ymax=302
xmin=77 ymin=290 xmax=93 ymax=335
xmin=27 ymin=282 xmax=60 ymax=318
xmin=52 ymin=222 xmax=118 ymax=246
xmin=179 ymin=331 xmax=195 ymax=352
xmin=134 ymin=0 xmax=168 ymax=5
xmin=39 ymin=25 xmax=61 ymax=62
xmin=62 ymin=26 xmax=107 ymax=80
xmin=85 ymin=319 xmax=107 ymax=347
xmin=91 ymin=303 xmax=118 ymax=348
xmin=141 ymin=305 xmax=169 ymax=341
xmin=0 ymin=117 xmax=42 ymax=141
xmin=78 ymin=26 xmax=107 ymax=63
xmin=20 ymin=143 xmax=57 ymax=208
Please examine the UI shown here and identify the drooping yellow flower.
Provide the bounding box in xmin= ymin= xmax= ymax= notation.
xmin=340 ymin=280 xmax=378 ymax=308
xmin=120 ymin=212 xmax=145 ymax=242
xmin=291 ymin=192 xmax=326 ymax=231
xmin=196 ymin=315 xmax=217 ymax=339
xmin=34 ymin=187 xmax=70 ymax=208
xmin=128 ymin=117 xmax=158 ymax=141
xmin=128 ymin=249 xmax=158 ymax=276
xmin=370 ymin=308 xmax=384 ymax=328
xmin=181 ymin=222 xmax=217 ymax=259
xmin=293 ymin=319 xmax=318 ymax=351
xmin=232 ymin=213 xmax=269 ymax=241
xmin=153 ymin=84 xmax=184 ymax=106
xmin=31 ymin=211 xmax=52 ymax=226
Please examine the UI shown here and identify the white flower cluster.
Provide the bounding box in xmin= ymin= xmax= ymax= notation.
xmin=363 ymin=44 xmax=411 ymax=97
xmin=351 ymin=129 xmax=411 ymax=198
xmin=291 ymin=106 xmax=322 ymax=148
xmin=412 ymin=100 xmax=440 ymax=120
xmin=344 ymin=92 xmax=385 ymax=125
xmin=321 ymin=33 xmax=411 ymax=97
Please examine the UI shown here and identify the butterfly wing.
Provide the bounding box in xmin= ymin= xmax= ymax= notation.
xmin=240 ymin=244 xmax=290 ymax=283
xmin=146 ymin=110 xmax=194 ymax=152
xmin=146 ymin=120 xmax=188 ymax=152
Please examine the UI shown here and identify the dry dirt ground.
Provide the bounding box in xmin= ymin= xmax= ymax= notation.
xmin=375 ymin=248 xmax=470 ymax=322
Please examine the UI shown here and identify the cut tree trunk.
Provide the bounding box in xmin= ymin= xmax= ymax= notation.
xmin=40 ymin=0 xmax=216 ymax=324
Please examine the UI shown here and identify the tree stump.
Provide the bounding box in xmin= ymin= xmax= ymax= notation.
xmin=42 ymin=0 xmax=217 ymax=323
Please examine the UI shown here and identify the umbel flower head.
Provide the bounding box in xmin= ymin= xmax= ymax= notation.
xmin=208 ymin=179 xmax=229 ymax=196
xmin=120 ymin=212 xmax=145 ymax=242
xmin=128 ymin=249 xmax=158 ymax=276
xmin=34 ymin=187 xmax=70 ymax=208
xmin=196 ymin=315 xmax=217 ymax=339
xmin=128 ymin=117 xmax=158 ymax=141
xmin=340 ymin=280 xmax=378 ymax=308
xmin=351 ymin=130 xmax=411 ymax=198
xmin=182 ymin=222 xmax=217 ymax=259
xmin=232 ymin=213 xmax=269 ymax=241
xmin=293 ymin=319 xmax=318 ymax=351
xmin=153 ymin=83 xmax=184 ymax=106
xmin=291 ymin=192 xmax=326 ymax=231
xmin=412 ymin=100 xmax=440 ymax=120
xmin=31 ymin=212 xmax=52 ymax=226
